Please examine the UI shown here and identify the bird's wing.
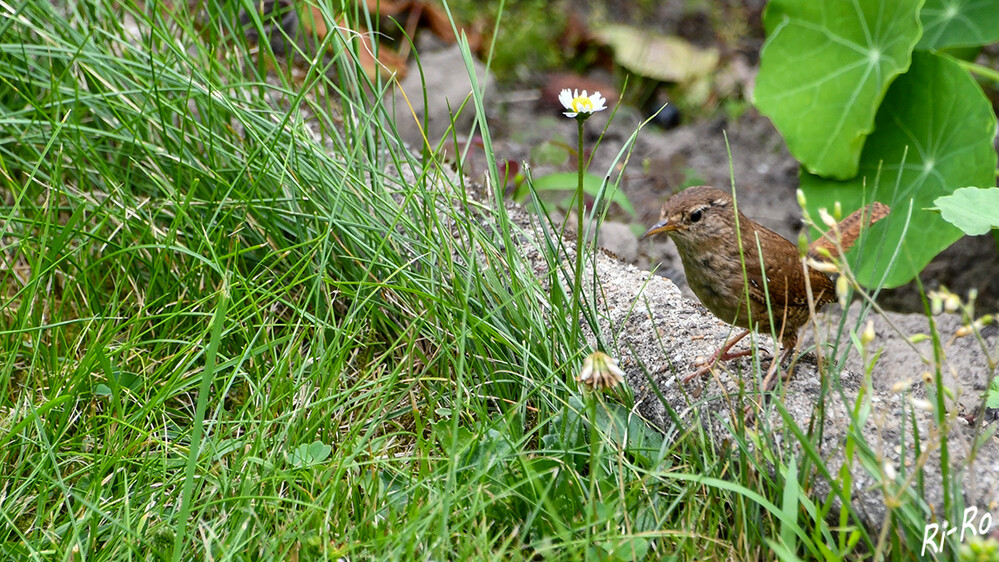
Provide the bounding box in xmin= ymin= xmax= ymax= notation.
xmin=743 ymin=227 xmax=834 ymax=310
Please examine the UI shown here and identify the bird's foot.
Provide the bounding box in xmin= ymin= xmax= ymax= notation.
xmin=684 ymin=349 xmax=755 ymax=383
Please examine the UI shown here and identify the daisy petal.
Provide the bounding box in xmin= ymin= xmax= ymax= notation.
xmin=559 ymin=89 xmax=609 ymax=119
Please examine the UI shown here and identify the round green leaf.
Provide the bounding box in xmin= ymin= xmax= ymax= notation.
xmin=529 ymin=172 xmax=636 ymax=217
xmin=918 ymin=0 xmax=999 ymax=49
xmin=755 ymin=0 xmax=922 ymax=179
xmin=801 ymin=51 xmax=997 ymax=288
xmin=935 ymin=187 xmax=999 ymax=235
xmin=289 ymin=440 xmax=332 ymax=468
xmin=988 ymin=377 xmax=999 ymax=409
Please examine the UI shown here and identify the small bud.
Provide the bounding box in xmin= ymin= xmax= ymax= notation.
xmin=797 ymin=233 xmax=809 ymax=257
xmin=861 ymin=319 xmax=875 ymax=347
xmin=834 ymin=201 xmax=843 ymax=221
xmin=837 ymin=275 xmax=850 ymax=308
xmin=891 ymin=378 xmax=913 ymax=393
xmin=806 ymin=257 xmax=840 ymax=273
xmin=968 ymin=288 xmax=978 ymax=304
xmin=910 ymin=397 xmax=934 ymax=412
xmin=956 ymin=315 xmax=994 ymax=338
xmin=921 ymin=371 xmax=934 ymax=384
xmin=944 ymin=293 xmax=961 ymax=314
xmin=818 ymin=208 xmax=837 ymax=228
xmin=908 ymin=333 xmax=930 ymax=344
xmin=796 ymin=189 xmax=807 ymax=208
xmin=883 ymin=461 xmax=897 ymax=481
xmin=929 ymin=292 xmax=943 ymax=315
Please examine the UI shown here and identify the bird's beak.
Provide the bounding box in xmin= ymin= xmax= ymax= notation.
xmin=641 ymin=219 xmax=675 ymax=239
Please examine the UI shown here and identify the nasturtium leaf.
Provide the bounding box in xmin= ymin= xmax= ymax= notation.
xmin=935 ymin=187 xmax=999 ymax=235
xmin=801 ymin=52 xmax=997 ymax=288
xmin=755 ymin=0 xmax=922 ymax=179
xmin=918 ymin=0 xmax=999 ymax=49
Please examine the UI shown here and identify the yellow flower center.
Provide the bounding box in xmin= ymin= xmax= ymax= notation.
xmin=571 ymin=96 xmax=593 ymax=113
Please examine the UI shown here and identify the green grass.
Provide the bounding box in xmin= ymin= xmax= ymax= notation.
xmin=0 ymin=1 xmax=992 ymax=560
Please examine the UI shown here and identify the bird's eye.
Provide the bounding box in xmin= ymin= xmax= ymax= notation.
xmin=689 ymin=209 xmax=703 ymax=223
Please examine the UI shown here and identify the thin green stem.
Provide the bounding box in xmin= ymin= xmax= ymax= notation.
xmin=571 ymin=117 xmax=586 ymax=348
xmin=586 ymin=392 xmax=599 ymax=540
xmin=956 ymin=58 xmax=999 ymax=85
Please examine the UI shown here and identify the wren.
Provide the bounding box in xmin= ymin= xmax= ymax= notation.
xmin=643 ymin=186 xmax=889 ymax=388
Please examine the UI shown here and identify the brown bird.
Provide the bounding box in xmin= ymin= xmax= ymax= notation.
xmin=642 ymin=186 xmax=889 ymax=388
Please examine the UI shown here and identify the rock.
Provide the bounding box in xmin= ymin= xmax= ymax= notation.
xmin=449 ymin=172 xmax=999 ymax=533
xmin=391 ymin=44 xmax=496 ymax=147
xmin=592 ymin=220 xmax=638 ymax=262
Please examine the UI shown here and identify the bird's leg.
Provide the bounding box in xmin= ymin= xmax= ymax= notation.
xmin=761 ymin=334 xmax=798 ymax=391
xmin=683 ymin=329 xmax=752 ymax=383
xmin=744 ymin=338 xmax=799 ymax=423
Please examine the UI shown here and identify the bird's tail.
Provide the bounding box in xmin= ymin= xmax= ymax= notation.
xmin=807 ymin=201 xmax=891 ymax=260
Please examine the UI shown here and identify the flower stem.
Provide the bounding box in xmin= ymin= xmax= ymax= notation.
xmin=586 ymin=390 xmax=599 ymax=535
xmin=571 ymin=117 xmax=586 ymax=346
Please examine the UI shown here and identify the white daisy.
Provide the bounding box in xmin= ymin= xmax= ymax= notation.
xmin=559 ymin=89 xmax=607 ymax=118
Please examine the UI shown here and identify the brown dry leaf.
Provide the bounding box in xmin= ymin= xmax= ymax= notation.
xmin=364 ymin=0 xmax=412 ymax=16
xmin=302 ymin=5 xmax=328 ymax=37
xmin=593 ymin=24 xmax=719 ymax=84
xmin=420 ymin=3 xmax=457 ymax=42
xmin=293 ymin=1 xmax=487 ymax=81
xmin=368 ymin=0 xmax=479 ymax=52
xmin=333 ymin=14 xmax=407 ymax=81
xmin=299 ymin=5 xmax=407 ymax=80
xmin=542 ymin=73 xmax=618 ymax=109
